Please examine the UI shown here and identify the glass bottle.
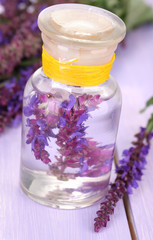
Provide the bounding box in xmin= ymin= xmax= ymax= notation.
xmin=20 ymin=4 xmax=126 ymax=209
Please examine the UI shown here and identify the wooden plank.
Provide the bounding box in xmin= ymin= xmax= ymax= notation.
xmin=113 ymin=23 xmax=153 ymax=240
xmin=0 ymin=127 xmax=131 ymax=240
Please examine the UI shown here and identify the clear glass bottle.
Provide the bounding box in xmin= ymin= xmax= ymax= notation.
xmin=20 ymin=4 xmax=126 ymax=209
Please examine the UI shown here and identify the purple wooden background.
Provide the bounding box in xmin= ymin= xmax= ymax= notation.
xmin=0 ymin=1 xmax=153 ymax=239
xmin=114 ymin=23 xmax=153 ymax=240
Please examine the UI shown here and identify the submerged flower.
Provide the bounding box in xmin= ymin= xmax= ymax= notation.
xmin=77 ymin=112 xmax=88 ymax=126
xmin=24 ymin=91 xmax=115 ymax=183
xmin=67 ymin=94 xmax=76 ymax=111
xmin=24 ymin=93 xmax=58 ymax=164
xmin=80 ymin=161 xmax=88 ymax=174
xmin=23 ymin=93 xmax=40 ymax=117
xmin=24 ymin=91 xmax=110 ymax=179
xmin=47 ymin=98 xmax=60 ymax=115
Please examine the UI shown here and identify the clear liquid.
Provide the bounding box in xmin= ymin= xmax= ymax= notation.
xmin=20 ymin=164 xmax=110 ymax=209
xmin=20 ymin=69 xmax=121 ymax=209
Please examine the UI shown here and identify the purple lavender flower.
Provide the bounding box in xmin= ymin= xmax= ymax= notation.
xmin=24 ymin=91 xmax=113 ymax=180
xmin=66 ymin=94 xmax=76 ymax=111
xmin=77 ymin=112 xmax=88 ymax=126
xmin=80 ymin=161 xmax=88 ymax=174
xmin=24 ymin=93 xmax=58 ymax=164
xmin=58 ymin=116 xmax=66 ymax=128
xmin=0 ymin=0 xmax=74 ymax=133
xmin=0 ymin=65 xmax=36 ymax=133
xmin=31 ymin=18 xmax=39 ymax=32
xmin=94 ymin=127 xmax=153 ymax=232
xmin=23 ymin=93 xmax=40 ymax=117
xmin=11 ymin=114 xmax=22 ymax=127
xmin=0 ymin=30 xmax=3 ymax=44
xmin=53 ymin=93 xmax=113 ymax=178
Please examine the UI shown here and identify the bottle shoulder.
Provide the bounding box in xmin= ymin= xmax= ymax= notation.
xmin=24 ymin=67 xmax=121 ymax=101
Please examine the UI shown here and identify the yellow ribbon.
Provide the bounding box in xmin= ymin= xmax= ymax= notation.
xmin=42 ymin=46 xmax=115 ymax=87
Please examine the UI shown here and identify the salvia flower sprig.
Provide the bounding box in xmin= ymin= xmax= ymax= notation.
xmin=94 ymin=127 xmax=153 ymax=232
xmin=0 ymin=66 xmax=36 ymax=133
xmin=0 ymin=0 xmax=72 ymax=132
xmin=24 ymin=92 xmax=114 ymax=179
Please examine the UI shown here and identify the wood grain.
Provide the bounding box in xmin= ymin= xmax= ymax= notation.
xmin=1 ymin=3 xmax=153 ymax=238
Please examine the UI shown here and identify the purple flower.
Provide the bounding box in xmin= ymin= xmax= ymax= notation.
xmin=23 ymin=93 xmax=40 ymax=117
xmin=94 ymin=128 xmax=153 ymax=232
xmin=122 ymin=149 xmax=130 ymax=156
xmin=67 ymin=94 xmax=76 ymax=111
xmin=77 ymin=112 xmax=88 ymax=126
xmin=126 ymin=185 xmax=133 ymax=194
xmin=37 ymin=119 xmax=47 ymax=129
xmin=69 ymin=131 xmax=85 ymax=141
xmin=19 ymin=68 xmax=34 ymax=83
xmin=23 ymin=106 xmax=33 ymax=117
xmin=31 ymin=18 xmax=39 ymax=32
xmin=24 ymin=92 xmax=115 ymax=183
xmin=58 ymin=116 xmax=66 ymax=128
xmin=80 ymin=161 xmax=88 ymax=174
xmin=4 ymin=77 xmax=16 ymax=89
xmin=79 ymin=156 xmax=84 ymax=164
xmin=11 ymin=114 xmax=22 ymax=127
xmin=0 ymin=30 xmax=4 ymax=44
xmin=140 ymin=127 xmax=146 ymax=138
xmin=60 ymin=101 xmax=67 ymax=108
xmin=38 ymin=4 xmax=48 ymax=13
xmin=40 ymin=150 xmax=50 ymax=164
xmin=131 ymin=179 xmax=138 ymax=189
xmin=141 ymin=145 xmax=149 ymax=155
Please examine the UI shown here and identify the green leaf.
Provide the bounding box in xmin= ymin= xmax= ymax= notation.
xmin=147 ymin=114 xmax=153 ymax=133
xmin=140 ymin=96 xmax=153 ymax=113
xmin=81 ymin=0 xmax=128 ymax=22
xmin=126 ymin=0 xmax=153 ymax=30
xmin=19 ymin=57 xmax=40 ymax=67
xmin=81 ymin=0 xmax=153 ymax=31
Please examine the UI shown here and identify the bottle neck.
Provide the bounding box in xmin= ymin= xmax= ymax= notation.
xmin=42 ymin=43 xmax=115 ymax=87
xmin=42 ymin=33 xmax=117 ymax=66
